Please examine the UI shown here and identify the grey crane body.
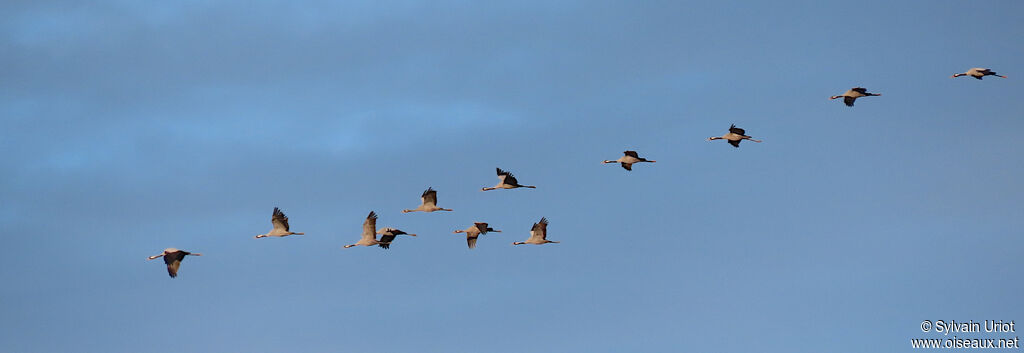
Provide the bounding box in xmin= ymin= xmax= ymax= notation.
xmin=147 ymin=248 xmax=202 ymax=278
xmin=513 ymin=217 xmax=559 ymax=245
xmin=830 ymin=87 xmax=881 ymax=107
xmin=952 ymin=68 xmax=1006 ymax=80
xmin=482 ymin=168 xmax=536 ymax=191
xmin=708 ymin=124 xmax=762 ymax=148
xmin=403 ymin=187 xmax=453 ymax=213
xmin=454 ymin=222 xmax=502 ymax=249
xmin=255 ymin=207 xmax=305 ymax=238
xmin=603 ymin=151 xmax=656 ymax=171
xmin=376 ymin=227 xmax=417 ymax=249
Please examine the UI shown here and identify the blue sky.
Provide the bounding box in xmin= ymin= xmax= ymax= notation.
xmin=1 ymin=1 xmax=1021 ymax=352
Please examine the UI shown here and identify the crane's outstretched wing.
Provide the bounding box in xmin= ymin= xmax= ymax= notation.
xmin=498 ymin=168 xmax=520 ymax=185
xmin=530 ymin=217 xmax=549 ymax=241
xmin=163 ymin=251 xmax=187 ymax=278
xmin=378 ymin=234 xmax=395 ymax=249
xmin=728 ymin=124 xmax=745 ymax=136
xmin=272 ymin=207 xmax=290 ymax=231
xmin=422 ymin=187 xmax=438 ymax=207
xmin=362 ymin=211 xmax=378 ymax=241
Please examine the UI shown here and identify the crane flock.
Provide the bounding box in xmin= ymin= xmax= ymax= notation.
xmin=150 ymin=68 xmax=1008 ymax=277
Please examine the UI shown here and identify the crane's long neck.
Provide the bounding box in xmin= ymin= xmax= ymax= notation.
xmin=147 ymin=254 xmax=164 ymax=260
xmin=708 ymin=136 xmax=723 ymax=141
